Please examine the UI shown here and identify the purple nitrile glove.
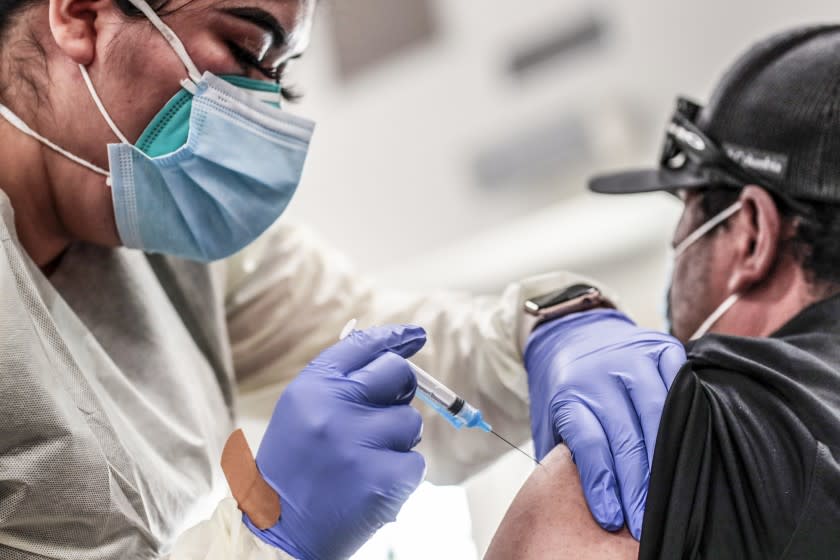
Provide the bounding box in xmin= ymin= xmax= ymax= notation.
xmin=244 ymin=325 xmax=428 ymax=560
xmin=525 ymin=308 xmax=686 ymax=540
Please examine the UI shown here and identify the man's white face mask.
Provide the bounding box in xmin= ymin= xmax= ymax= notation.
xmin=669 ymin=199 xmax=744 ymax=341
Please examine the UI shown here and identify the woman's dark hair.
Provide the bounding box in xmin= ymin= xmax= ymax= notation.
xmin=700 ymin=185 xmax=840 ymax=288
xmin=0 ymin=0 xmax=47 ymax=101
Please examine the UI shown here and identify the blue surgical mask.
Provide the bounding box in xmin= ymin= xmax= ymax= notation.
xmin=105 ymin=72 xmax=313 ymax=261
xmin=134 ymin=74 xmax=283 ymax=158
xmin=0 ymin=0 xmax=314 ymax=262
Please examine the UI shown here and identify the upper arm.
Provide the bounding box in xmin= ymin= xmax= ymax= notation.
xmin=485 ymin=445 xmax=639 ymax=560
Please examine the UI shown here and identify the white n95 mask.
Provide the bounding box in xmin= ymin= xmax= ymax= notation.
xmin=665 ymin=200 xmax=743 ymax=341
xmin=0 ymin=0 xmax=314 ymax=262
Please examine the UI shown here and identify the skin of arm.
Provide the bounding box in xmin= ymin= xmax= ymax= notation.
xmin=485 ymin=445 xmax=639 ymax=560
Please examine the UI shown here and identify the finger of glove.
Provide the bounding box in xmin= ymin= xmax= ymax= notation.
xmin=348 ymin=352 xmax=418 ymax=406
xmin=532 ymin=406 xmax=560 ymax=461
xmin=363 ymin=404 xmax=424 ymax=452
xmin=313 ymin=324 xmax=427 ymax=376
xmin=555 ymin=401 xmax=623 ymax=531
xmin=382 ymin=450 xmax=427 ymax=503
xmin=658 ymin=342 xmax=688 ymax=389
xmin=362 ymin=448 xmax=427 ymax=524
xmin=578 ymin=375 xmax=650 ymax=539
xmin=618 ymin=358 xmax=669 ymax=470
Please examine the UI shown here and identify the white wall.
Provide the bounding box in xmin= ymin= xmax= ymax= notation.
xmin=285 ymin=0 xmax=840 ymax=275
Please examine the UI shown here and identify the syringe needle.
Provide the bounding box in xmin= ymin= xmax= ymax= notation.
xmin=490 ymin=429 xmax=542 ymax=466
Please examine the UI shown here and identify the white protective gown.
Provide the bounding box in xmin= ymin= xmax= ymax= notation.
xmin=0 ymin=191 xmax=606 ymax=559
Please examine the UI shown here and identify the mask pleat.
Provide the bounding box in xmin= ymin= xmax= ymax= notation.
xmin=178 ymin=158 xmax=277 ymax=238
xmin=160 ymin=165 xmax=242 ymax=260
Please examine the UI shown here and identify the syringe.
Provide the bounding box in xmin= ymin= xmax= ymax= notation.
xmin=340 ymin=318 xmax=489 ymax=431
xmin=339 ymin=319 xmax=540 ymax=464
xmin=409 ymin=360 xmax=492 ymax=432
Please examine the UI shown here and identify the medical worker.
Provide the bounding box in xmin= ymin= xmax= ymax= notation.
xmin=0 ymin=0 xmax=682 ymax=557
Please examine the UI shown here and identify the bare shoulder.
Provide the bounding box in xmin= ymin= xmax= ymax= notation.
xmin=485 ymin=445 xmax=639 ymax=560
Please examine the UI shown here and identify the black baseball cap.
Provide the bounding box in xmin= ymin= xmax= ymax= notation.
xmin=589 ymin=24 xmax=840 ymax=207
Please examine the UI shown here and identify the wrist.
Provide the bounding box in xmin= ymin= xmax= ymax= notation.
xmin=538 ymin=307 xmax=631 ymax=332
xmin=243 ymin=514 xmax=308 ymax=560
xmin=223 ymin=429 xmax=306 ymax=558
xmin=526 ymin=308 xmax=632 ymax=354
xmin=520 ymin=284 xmax=617 ymax=351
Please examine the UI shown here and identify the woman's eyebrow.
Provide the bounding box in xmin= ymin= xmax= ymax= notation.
xmin=222 ymin=6 xmax=287 ymax=48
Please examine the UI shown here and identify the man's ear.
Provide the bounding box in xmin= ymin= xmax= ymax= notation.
xmin=49 ymin=0 xmax=112 ymax=65
xmin=727 ymin=185 xmax=782 ymax=293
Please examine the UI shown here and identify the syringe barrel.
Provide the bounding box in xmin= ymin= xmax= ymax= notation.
xmin=408 ymin=360 xmax=493 ymax=433
xmin=408 ymin=361 xmax=459 ymax=411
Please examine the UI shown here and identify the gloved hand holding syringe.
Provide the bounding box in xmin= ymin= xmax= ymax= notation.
xmin=341 ymin=319 xmax=540 ymax=465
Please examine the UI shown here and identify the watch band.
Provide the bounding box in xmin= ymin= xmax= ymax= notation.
xmin=520 ymin=284 xmax=615 ymax=350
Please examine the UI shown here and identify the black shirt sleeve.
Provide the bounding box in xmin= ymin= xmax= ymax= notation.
xmin=638 ymin=344 xmax=840 ymax=559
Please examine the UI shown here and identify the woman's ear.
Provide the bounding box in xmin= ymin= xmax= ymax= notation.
xmin=726 ymin=185 xmax=782 ymax=294
xmin=48 ymin=0 xmax=112 ymax=65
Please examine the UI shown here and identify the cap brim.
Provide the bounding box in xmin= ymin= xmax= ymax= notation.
xmin=588 ymin=168 xmax=710 ymax=195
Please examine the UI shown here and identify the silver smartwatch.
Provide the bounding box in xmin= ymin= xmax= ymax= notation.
xmin=521 ymin=284 xmax=615 ymax=346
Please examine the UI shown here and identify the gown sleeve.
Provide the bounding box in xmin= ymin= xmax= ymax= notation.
xmin=223 ymin=221 xmax=617 ymax=483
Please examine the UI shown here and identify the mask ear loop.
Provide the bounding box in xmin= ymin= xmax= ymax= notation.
xmin=689 ymin=293 xmax=740 ymax=341
xmin=78 ymin=0 xmax=205 ymax=144
xmin=124 ymin=0 xmax=202 ymax=86
xmin=79 ymin=65 xmax=131 ymax=145
xmin=0 ymin=0 xmax=200 ymax=186
xmin=673 ymin=199 xmax=744 ymax=341
xmin=674 ymin=200 xmax=743 ymax=257
xmin=0 ymin=104 xmax=110 ymax=178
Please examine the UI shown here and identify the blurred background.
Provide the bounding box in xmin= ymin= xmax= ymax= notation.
xmin=253 ymin=1 xmax=840 ymax=557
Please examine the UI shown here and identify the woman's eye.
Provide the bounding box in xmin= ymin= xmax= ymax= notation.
xmin=225 ymin=42 xmax=302 ymax=102
xmin=227 ymin=42 xmax=260 ymax=72
xmin=225 ymin=42 xmax=267 ymax=74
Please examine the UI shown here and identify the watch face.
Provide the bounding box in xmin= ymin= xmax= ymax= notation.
xmin=528 ymin=284 xmax=597 ymax=310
